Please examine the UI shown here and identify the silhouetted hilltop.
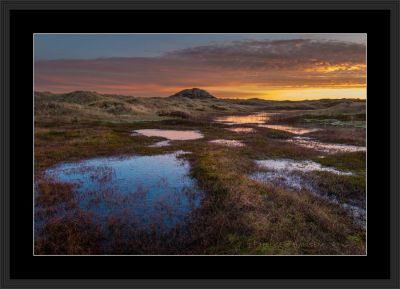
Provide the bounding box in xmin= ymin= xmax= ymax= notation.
xmin=170 ymin=88 xmax=216 ymax=99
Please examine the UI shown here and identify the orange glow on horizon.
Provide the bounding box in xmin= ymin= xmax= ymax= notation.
xmin=201 ymin=86 xmax=366 ymax=101
xmin=34 ymin=81 xmax=367 ymax=100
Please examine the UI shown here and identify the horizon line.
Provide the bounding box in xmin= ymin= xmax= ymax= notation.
xmin=34 ymin=89 xmax=366 ymax=102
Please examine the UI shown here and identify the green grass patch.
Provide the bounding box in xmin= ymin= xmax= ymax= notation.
xmin=304 ymin=118 xmax=366 ymax=129
xmin=314 ymin=152 xmax=366 ymax=172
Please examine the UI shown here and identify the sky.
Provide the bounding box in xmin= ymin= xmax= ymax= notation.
xmin=34 ymin=33 xmax=366 ymax=100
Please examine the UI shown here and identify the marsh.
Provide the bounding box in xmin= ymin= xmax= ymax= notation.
xmin=34 ymin=91 xmax=366 ymax=255
xmin=33 ymin=32 xmax=366 ymax=255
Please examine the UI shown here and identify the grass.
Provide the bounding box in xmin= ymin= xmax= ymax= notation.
xmin=275 ymin=113 xmax=366 ymax=123
xmin=35 ymin=123 xmax=157 ymax=170
xmin=34 ymin=91 xmax=366 ymax=255
xmin=305 ymin=128 xmax=366 ymax=146
xmin=182 ymin=146 xmax=365 ymax=255
xmin=269 ymin=107 xmax=366 ymax=129
xmin=304 ymin=119 xmax=366 ymax=129
xmin=35 ymin=210 xmax=103 ymax=255
xmin=36 ymin=130 xmax=81 ymax=140
xmin=306 ymin=172 xmax=366 ymax=208
xmin=314 ymin=151 xmax=366 ymax=172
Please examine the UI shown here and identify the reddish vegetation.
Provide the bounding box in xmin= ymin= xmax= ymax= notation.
xmin=34 ymin=94 xmax=366 ymax=255
xmin=35 ymin=211 xmax=103 ymax=255
xmin=306 ymin=128 xmax=366 ymax=146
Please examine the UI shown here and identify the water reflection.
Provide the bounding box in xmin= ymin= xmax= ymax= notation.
xmin=226 ymin=127 xmax=255 ymax=133
xmin=214 ymin=112 xmax=277 ymax=125
xmin=254 ymin=159 xmax=352 ymax=175
xmin=258 ymin=124 xmax=320 ymax=135
xmin=133 ymin=129 xmax=204 ymax=140
xmin=39 ymin=152 xmax=203 ymax=231
xmin=209 ymin=139 xmax=245 ymax=147
xmin=286 ymin=137 xmax=366 ymax=153
xmin=250 ymin=158 xmax=365 ymax=227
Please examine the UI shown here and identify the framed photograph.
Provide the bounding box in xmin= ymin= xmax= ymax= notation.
xmin=1 ymin=0 xmax=399 ymax=288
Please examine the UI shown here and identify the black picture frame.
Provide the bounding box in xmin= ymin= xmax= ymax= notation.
xmin=1 ymin=0 xmax=399 ymax=288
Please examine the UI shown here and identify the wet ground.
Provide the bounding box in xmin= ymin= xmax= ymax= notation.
xmin=214 ymin=112 xmax=277 ymax=125
xmin=250 ymin=158 xmax=365 ymax=227
xmin=258 ymin=124 xmax=320 ymax=135
xmin=35 ymin=109 xmax=366 ymax=254
xmin=226 ymin=127 xmax=255 ymax=133
xmin=285 ymin=136 xmax=366 ymax=153
xmin=37 ymin=151 xmax=204 ymax=233
xmin=213 ymin=111 xmax=365 ymax=154
xmin=212 ymin=111 xmax=366 ymax=227
xmin=209 ymin=139 xmax=246 ymax=147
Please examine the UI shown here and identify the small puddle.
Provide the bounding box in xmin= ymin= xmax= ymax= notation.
xmin=286 ymin=137 xmax=366 ymax=153
xmin=214 ymin=112 xmax=277 ymax=125
xmin=258 ymin=124 xmax=320 ymax=135
xmin=226 ymin=127 xmax=255 ymax=134
xmin=251 ymin=171 xmax=313 ymax=192
xmin=133 ymin=129 xmax=204 ymax=140
xmin=209 ymin=139 xmax=245 ymax=147
xmin=148 ymin=140 xmax=171 ymax=147
xmin=250 ymin=158 xmax=364 ymax=227
xmin=254 ymin=159 xmax=352 ymax=175
xmin=37 ymin=151 xmax=203 ymax=233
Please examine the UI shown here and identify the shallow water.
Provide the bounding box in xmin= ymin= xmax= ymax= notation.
xmin=40 ymin=151 xmax=203 ymax=231
xmin=250 ymin=158 xmax=350 ymax=191
xmin=226 ymin=127 xmax=255 ymax=133
xmin=250 ymin=158 xmax=365 ymax=227
xmin=133 ymin=129 xmax=204 ymax=140
xmin=254 ymin=159 xmax=353 ymax=175
xmin=215 ymin=112 xmax=319 ymax=136
xmin=258 ymin=124 xmax=320 ymax=135
xmin=148 ymin=140 xmax=171 ymax=147
xmin=209 ymin=139 xmax=245 ymax=147
xmin=214 ymin=112 xmax=277 ymax=125
xmin=251 ymin=171 xmax=314 ymax=191
xmin=286 ymin=137 xmax=366 ymax=153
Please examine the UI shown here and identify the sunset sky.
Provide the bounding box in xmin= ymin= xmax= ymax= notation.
xmin=34 ymin=34 xmax=366 ymax=100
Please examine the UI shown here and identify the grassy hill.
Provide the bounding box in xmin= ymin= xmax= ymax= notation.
xmin=35 ymin=90 xmax=366 ymax=124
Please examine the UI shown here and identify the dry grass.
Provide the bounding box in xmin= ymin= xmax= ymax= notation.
xmin=34 ymin=92 xmax=366 ymax=255
xmin=35 ymin=210 xmax=103 ymax=255
xmin=306 ymin=128 xmax=366 ymax=145
xmin=183 ymin=147 xmax=365 ymax=255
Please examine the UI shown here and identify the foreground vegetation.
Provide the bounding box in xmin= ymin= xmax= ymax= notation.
xmin=34 ymin=91 xmax=366 ymax=255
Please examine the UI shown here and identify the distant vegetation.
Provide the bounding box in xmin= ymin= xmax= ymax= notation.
xmin=35 ymin=90 xmax=365 ymax=125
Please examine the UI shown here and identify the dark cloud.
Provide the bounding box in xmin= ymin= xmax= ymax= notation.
xmin=166 ymin=39 xmax=366 ymax=70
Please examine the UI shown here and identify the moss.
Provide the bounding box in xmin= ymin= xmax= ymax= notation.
xmin=347 ymin=234 xmax=365 ymax=245
xmin=257 ymin=127 xmax=293 ymax=140
xmin=314 ymin=152 xmax=366 ymax=172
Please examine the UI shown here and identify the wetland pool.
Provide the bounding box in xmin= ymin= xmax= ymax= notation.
xmin=36 ymin=151 xmax=204 ymax=232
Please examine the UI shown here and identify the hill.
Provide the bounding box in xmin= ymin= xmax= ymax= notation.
xmin=34 ymin=90 xmax=365 ymax=124
xmin=169 ymin=88 xmax=216 ymax=99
